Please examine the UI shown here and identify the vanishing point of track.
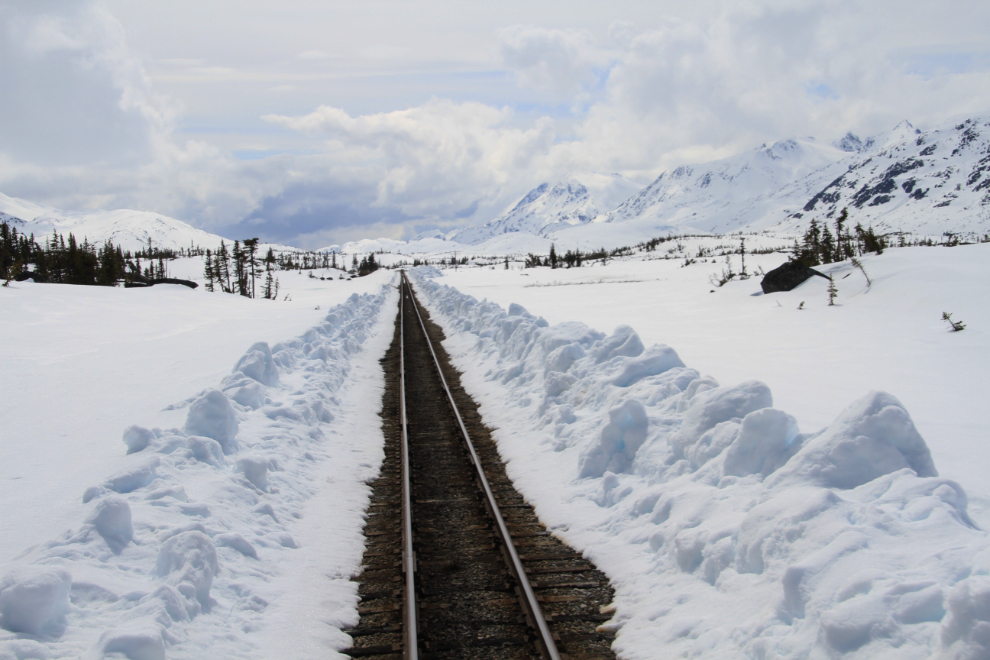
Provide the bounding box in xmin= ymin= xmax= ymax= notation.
xmin=345 ymin=273 xmax=617 ymax=659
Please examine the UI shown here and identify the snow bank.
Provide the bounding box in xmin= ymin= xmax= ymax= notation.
xmin=0 ymin=566 xmax=71 ymax=635
xmin=410 ymin=267 xmax=990 ymax=660
xmin=0 ymin=285 xmax=397 ymax=658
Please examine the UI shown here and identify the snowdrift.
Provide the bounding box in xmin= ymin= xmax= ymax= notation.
xmin=0 ymin=284 xmax=397 ymax=658
xmin=410 ymin=267 xmax=990 ymax=660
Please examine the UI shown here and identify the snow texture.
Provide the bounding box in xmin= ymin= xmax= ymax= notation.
xmin=411 ymin=266 xmax=990 ymax=660
xmin=0 ymin=566 xmax=71 ymax=635
xmin=0 ymin=284 xmax=398 ymax=658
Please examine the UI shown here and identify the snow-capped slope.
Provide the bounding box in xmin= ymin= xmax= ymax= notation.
xmin=598 ymin=137 xmax=851 ymax=234
xmin=449 ymin=180 xmax=598 ymax=245
xmin=449 ymin=174 xmax=640 ymax=246
xmin=771 ymin=116 xmax=990 ymax=236
xmin=585 ymin=116 xmax=990 ymax=241
xmin=0 ymin=192 xmax=229 ymax=252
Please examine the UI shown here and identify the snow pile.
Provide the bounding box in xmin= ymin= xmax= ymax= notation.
xmin=411 ymin=267 xmax=990 ymax=659
xmin=0 ymin=285 xmax=397 ymax=658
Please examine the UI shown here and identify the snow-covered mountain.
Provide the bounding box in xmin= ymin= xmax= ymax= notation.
xmin=449 ymin=173 xmax=640 ymax=246
xmin=596 ymin=137 xmax=851 ymax=234
xmin=5 ymin=115 xmax=987 ymax=260
xmin=769 ymin=116 xmax=990 ymax=236
xmin=585 ymin=116 xmax=990 ymax=241
xmin=0 ymin=192 xmax=229 ymax=252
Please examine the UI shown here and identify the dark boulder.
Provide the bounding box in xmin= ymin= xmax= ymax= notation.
xmin=761 ymin=261 xmax=830 ymax=294
xmin=149 ymin=278 xmax=198 ymax=289
xmin=125 ymin=277 xmax=198 ymax=289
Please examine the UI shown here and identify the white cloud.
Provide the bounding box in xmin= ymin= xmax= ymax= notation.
xmin=0 ymin=1 xmax=175 ymax=167
xmin=2 ymin=0 xmax=990 ymax=248
xmin=498 ymin=26 xmax=609 ymax=101
xmin=264 ymin=99 xmax=557 ymax=220
xmin=296 ymin=49 xmax=330 ymax=60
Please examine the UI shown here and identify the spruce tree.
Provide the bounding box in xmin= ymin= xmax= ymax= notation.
xmin=242 ymin=238 xmax=259 ymax=298
xmin=820 ymin=226 xmax=835 ymax=264
xmin=216 ymin=241 xmax=232 ymax=293
xmin=834 ymin=208 xmax=853 ymax=261
xmin=203 ymin=250 xmax=215 ymax=292
xmin=232 ymin=241 xmax=249 ymax=296
xmin=827 ymin=276 xmax=838 ymax=306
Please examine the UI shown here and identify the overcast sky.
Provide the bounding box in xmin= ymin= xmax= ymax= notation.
xmin=1 ymin=0 xmax=989 ymax=247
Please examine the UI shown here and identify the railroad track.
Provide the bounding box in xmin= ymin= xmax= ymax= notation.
xmin=344 ymin=273 xmax=617 ymax=660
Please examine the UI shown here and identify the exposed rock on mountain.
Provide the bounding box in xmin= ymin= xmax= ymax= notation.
xmin=773 ymin=117 xmax=990 ymax=237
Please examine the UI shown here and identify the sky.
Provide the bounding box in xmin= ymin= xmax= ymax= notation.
xmin=1 ymin=0 xmax=989 ymax=248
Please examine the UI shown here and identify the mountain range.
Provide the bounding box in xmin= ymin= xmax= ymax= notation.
xmin=446 ymin=173 xmax=642 ymax=246
xmin=3 ymin=114 xmax=988 ymax=256
xmin=391 ymin=113 xmax=989 ymax=253
xmin=0 ymin=193 xmax=228 ymax=252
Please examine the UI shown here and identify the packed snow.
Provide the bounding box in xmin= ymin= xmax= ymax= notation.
xmin=408 ymin=241 xmax=990 ymax=659
xmin=3 ymin=236 xmax=990 ymax=658
xmin=0 ymin=270 xmax=398 ymax=658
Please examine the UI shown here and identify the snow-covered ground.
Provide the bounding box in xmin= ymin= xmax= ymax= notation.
xmin=2 ymin=238 xmax=989 ymax=659
xmin=410 ymin=241 xmax=990 ymax=659
xmin=434 ymin=244 xmax=990 ymax=510
xmin=0 ymin=269 xmax=398 ymax=658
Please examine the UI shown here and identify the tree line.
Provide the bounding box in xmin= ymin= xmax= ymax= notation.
xmin=1 ymin=220 xmax=178 ymax=286
xmin=791 ymin=208 xmax=886 ymax=266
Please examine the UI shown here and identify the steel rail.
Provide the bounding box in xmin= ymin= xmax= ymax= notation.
xmin=401 ymin=272 xmax=562 ymax=660
xmin=398 ymin=278 xmax=418 ymax=660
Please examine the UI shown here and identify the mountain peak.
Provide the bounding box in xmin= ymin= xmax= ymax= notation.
xmin=509 ymin=183 xmax=550 ymax=213
xmin=447 ymin=176 xmax=626 ymax=246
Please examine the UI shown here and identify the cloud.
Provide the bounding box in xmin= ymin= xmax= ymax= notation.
xmin=296 ymin=49 xmax=330 ymax=61
xmin=264 ymin=99 xmax=557 ymax=220
xmin=498 ymin=26 xmax=609 ymax=101
xmin=3 ymin=0 xmax=990 ymax=249
xmin=0 ymin=1 xmax=173 ymax=167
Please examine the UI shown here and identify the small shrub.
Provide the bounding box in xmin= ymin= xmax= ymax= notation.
xmin=850 ymin=257 xmax=871 ymax=287
xmin=942 ymin=312 xmax=966 ymax=332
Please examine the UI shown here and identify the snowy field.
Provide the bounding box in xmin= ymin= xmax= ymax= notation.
xmin=0 ymin=268 xmax=398 ymax=658
xmin=410 ymin=241 xmax=990 ymax=659
xmin=2 ymin=240 xmax=989 ymax=659
xmin=436 ymin=243 xmax=990 ymax=511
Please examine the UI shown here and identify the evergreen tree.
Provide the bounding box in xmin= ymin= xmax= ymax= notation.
xmin=549 ymin=243 xmax=558 ymax=269
xmin=216 ymin=241 xmax=232 ymax=293
xmin=261 ymin=247 xmax=276 ymax=298
xmin=834 ymin=208 xmax=854 ymax=261
xmin=232 ymin=240 xmax=249 ymax=296
xmin=203 ymin=250 xmax=215 ymax=292
xmin=827 ymin=276 xmax=838 ymax=306
xmin=820 ymin=225 xmax=835 ymax=264
xmin=806 ymin=219 xmax=821 ymax=260
xmin=242 ymin=238 xmax=260 ymax=298
xmin=855 ymin=224 xmax=885 ymax=255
